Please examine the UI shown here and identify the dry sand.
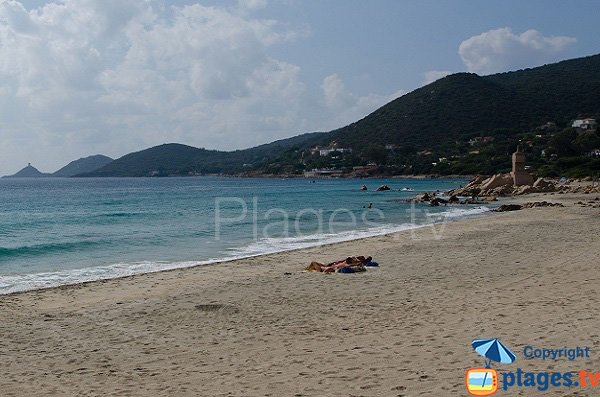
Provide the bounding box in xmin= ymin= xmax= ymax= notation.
xmin=1 ymin=193 xmax=599 ymax=396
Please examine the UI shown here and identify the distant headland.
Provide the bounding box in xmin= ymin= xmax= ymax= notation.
xmin=2 ymin=155 xmax=113 ymax=179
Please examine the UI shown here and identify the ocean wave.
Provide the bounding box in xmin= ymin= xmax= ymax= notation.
xmin=0 ymin=240 xmax=106 ymax=260
xmin=228 ymin=206 xmax=491 ymax=257
xmin=0 ymin=260 xmax=213 ymax=294
xmin=428 ymin=206 xmax=491 ymax=219
xmin=227 ymin=223 xmax=423 ymax=258
xmin=0 ymin=205 xmax=492 ymax=295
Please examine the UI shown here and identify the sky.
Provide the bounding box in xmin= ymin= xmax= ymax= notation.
xmin=1 ymin=0 xmax=600 ymax=175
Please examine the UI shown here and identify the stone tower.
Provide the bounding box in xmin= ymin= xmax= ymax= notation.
xmin=511 ymin=146 xmax=533 ymax=186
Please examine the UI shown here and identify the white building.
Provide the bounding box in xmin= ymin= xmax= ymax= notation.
xmin=319 ymin=147 xmax=352 ymax=156
xmin=310 ymin=142 xmax=352 ymax=156
xmin=303 ymin=168 xmax=344 ymax=178
xmin=572 ymin=118 xmax=597 ymax=130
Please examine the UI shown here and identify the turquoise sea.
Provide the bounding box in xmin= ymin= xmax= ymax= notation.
xmin=0 ymin=177 xmax=488 ymax=294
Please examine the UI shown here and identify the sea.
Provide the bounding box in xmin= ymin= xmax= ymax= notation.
xmin=0 ymin=177 xmax=490 ymax=294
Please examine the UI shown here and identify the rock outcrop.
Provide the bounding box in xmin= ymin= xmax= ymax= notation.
xmin=447 ymin=174 xmax=562 ymax=197
xmin=494 ymin=201 xmax=565 ymax=212
xmin=494 ymin=204 xmax=524 ymax=212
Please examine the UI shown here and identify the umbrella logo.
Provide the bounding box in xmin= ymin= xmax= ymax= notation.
xmin=466 ymin=338 xmax=517 ymax=396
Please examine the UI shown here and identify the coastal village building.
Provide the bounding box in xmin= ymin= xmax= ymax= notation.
xmin=310 ymin=142 xmax=352 ymax=156
xmin=511 ymin=146 xmax=534 ymax=186
xmin=303 ymin=168 xmax=344 ymax=178
xmin=572 ymin=118 xmax=597 ymax=130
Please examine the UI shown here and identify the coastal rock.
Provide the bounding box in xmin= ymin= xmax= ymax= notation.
xmin=360 ymin=185 xmax=368 ymax=191
xmin=522 ymin=201 xmax=565 ymax=208
xmin=480 ymin=173 xmax=513 ymax=190
xmin=460 ymin=198 xmax=486 ymax=205
xmin=532 ymin=178 xmax=556 ymax=192
xmin=429 ymin=197 xmax=448 ymax=206
xmin=494 ymin=204 xmax=523 ymax=212
xmin=447 ymin=174 xmax=563 ymax=198
xmin=488 ymin=185 xmax=513 ymax=196
xmin=376 ymin=185 xmax=391 ymax=191
xmin=533 ymin=177 xmax=550 ymax=188
xmin=419 ymin=192 xmax=431 ymax=201
xmin=515 ymin=185 xmax=535 ymax=195
xmin=494 ymin=201 xmax=564 ymax=212
xmin=463 ymin=175 xmax=486 ymax=189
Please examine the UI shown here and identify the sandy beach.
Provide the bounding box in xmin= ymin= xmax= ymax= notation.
xmin=1 ymin=193 xmax=599 ymax=396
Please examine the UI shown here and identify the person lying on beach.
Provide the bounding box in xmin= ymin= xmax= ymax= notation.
xmin=305 ymin=256 xmax=372 ymax=273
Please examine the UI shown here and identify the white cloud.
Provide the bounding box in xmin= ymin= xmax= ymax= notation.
xmin=322 ymin=74 xmax=353 ymax=108
xmin=423 ymin=70 xmax=453 ymax=85
xmin=238 ymin=0 xmax=268 ymax=11
xmin=0 ymin=0 xmax=400 ymax=175
xmin=0 ymin=7 xmax=584 ymax=176
xmin=458 ymin=27 xmax=576 ymax=75
xmin=321 ymin=73 xmax=404 ymax=129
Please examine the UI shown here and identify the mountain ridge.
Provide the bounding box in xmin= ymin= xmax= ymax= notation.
xmin=52 ymin=155 xmax=114 ymax=177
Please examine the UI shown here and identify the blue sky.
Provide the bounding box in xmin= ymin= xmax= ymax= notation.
xmin=1 ymin=0 xmax=600 ymax=175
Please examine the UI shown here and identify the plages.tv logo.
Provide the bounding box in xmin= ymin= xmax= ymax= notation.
xmin=466 ymin=338 xmax=516 ymax=396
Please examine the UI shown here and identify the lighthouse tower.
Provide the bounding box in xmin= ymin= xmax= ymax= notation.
xmin=511 ymin=146 xmax=534 ymax=186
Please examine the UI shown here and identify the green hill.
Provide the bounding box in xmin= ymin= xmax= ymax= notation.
xmin=328 ymin=54 xmax=600 ymax=150
xmin=53 ymin=155 xmax=113 ymax=177
xmin=82 ymin=133 xmax=327 ymax=177
xmin=84 ymin=54 xmax=600 ymax=177
xmin=289 ymin=54 xmax=600 ymax=176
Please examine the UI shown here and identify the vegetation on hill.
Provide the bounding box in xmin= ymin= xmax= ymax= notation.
xmin=53 ymin=155 xmax=113 ymax=177
xmin=268 ymin=54 xmax=600 ymax=177
xmin=85 ymin=54 xmax=600 ymax=178
xmin=81 ymin=133 xmax=326 ymax=177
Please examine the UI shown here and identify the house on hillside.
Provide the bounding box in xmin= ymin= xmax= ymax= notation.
xmin=572 ymin=118 xmax=597 ymax=130
xmin=310 ymin=141 xmax=352 ymax=156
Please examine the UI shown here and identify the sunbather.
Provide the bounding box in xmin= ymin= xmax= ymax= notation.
xmin=305 ymin=256 xmax=372 ymax=272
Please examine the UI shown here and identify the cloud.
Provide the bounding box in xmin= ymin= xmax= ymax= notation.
xmin=0 ymin=0 xmax=399 ymax=175
xmin=238 ymin=0 xmax=268 ymax=11
xmin=423 ymin=70 xmax=453 ymax=85
xmin=0 ymin=7 xmax=584 ymax=176
xmin=458 ymin=27 xmax=576 ymax=75
xmin=321 ymin=74 xmax=404 ymax=129
xmin=0 ymin=0 xmax=399 ymax=174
